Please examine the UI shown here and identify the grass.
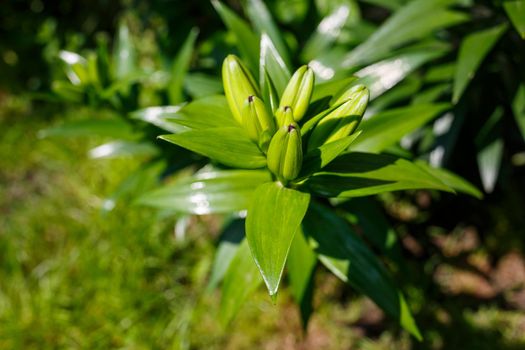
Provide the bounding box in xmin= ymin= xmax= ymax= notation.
xmin=1 ymin=94 xmax=525 ymax=349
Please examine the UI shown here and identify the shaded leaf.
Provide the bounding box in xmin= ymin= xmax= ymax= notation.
xmin=220 ymin=239 xmax=262 ymax=325
xmin=207 ymin=219 xmax=245 ymax=291
xmin=512 ymin=84 xmax=525 ymax=141
xmin=504 ymin=0 xmax=525 ymax=39
xmin=212 ymin=0 xmax=259 ymax=72
xmin=302 ymin=152 xmax=453 ymax=197
xmin=246 ymin=182 xmax=310 ymax=297
xmin=168 ymin=27 xmax=199 ymax=104
xmin=38 ymin=119 xmax=135 ymax=139
xmin=303 ymin=203 xmax=422 ymax=340
xmin=452 ymin=23 xmax=507 ymax=103
xmin=287 ymin=228 xmax=317 ymax=328
xmin=340 ymin=198 xmax=403 ymax=260
xmin=184 ymin=73 xmax=223 ymax=99
xmin=160 ymin=127 xmax=266 ymax=169
xmin=137 ymin=170 xmax=271 ymax=214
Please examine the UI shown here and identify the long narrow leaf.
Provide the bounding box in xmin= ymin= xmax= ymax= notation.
xmin=137 ymin=170 xmax=271 ymax=214
xmin=303 ymin=203 xmax=422 ymax=340
xmin=452 ymin=23 xmax=507 ymax=103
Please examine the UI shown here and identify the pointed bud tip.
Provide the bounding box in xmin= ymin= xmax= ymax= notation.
xmin=248 ymin=95 xmax=254 ymax=102
xmin=287 ymin=124 xmax=296 ymax=132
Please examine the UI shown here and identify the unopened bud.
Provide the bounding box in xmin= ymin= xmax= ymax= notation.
xmin=222 ymin=55 xmax=259 ymax=124
xmin=267 ymin=121 xmax=303 ymax=182
xmin=279 ymin=65 xmax=314 ymax=122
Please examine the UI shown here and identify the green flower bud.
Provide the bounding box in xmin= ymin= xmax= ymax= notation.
xmin=222 ymin=55 xmax=259 ymax=124
xmin=267 ymin=120 xmax=303 ymax=183
xmin=279 ymin=65 xmax=315 ymax=122
xmin=307 ymin=84 xmax=369 ymax=152
xmin=275 ymin=105 xmax=295 ymax=127
xmin=241 ymin=95 xmax=276 ymax=144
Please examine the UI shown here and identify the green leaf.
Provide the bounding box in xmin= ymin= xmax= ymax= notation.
xmin=38 ymin=119 xmax=135 ymax=139
xmin=311 ymin=76 xmax=358 ymax=104
xmin=220 ymin=239 xmax=262 ymax=325
xmin=302 ymin=152 xmax=453 ymax=197
xmin=475 ymin=107 xmax=504 ymax=193
xmin=303 ymin=203 xmax=422 ymax=340
xmin=58 ymin=50 xmax=89 ymax=86
xmin=244 ymin=0 xmax=291 ymax=67
xmin=112 ymin=20 xmax=137 ymax=79
xmin=168 ymin=27 xmax=199 ymax=104
xmin=212 ymin=0 xmax=259 ymax=73
xmin=287 ymin=228 xmax=317 ymax=328
xmin=351 ymin=103 xmax=450 ymax=153
xmin=512 ymin=84 xmax=525 ymax=141
xmin=340 ymin=198 xmax=403 ymax=260
xmin=342 ymin=0 xmax=468 ymax=68
xmin=102 ymin=161 xmax=166 ymax=212
xmin=301 ymin=131 xmax=362 ymax=177
xmin=207 ymin=219 xmax=245 ymax=291
xmin=88 ymin=140 xmax=158 ymax=159
xmin=452 ymin=23 xmax=508 ymax=103
xmin=137 ymin=170 xmax=271 ymax=214
xmin=184 ymin=73 xmax=223 ymax=99
xmin=504 ymin=0 xmax=525 ymax=39
xmin=130 ymin=105 xmax=187 ymax=133
xmin=261 ymin=69 xmax=280 ymax=112
xmin=356 ymin=49 xmax=447 ymax=99
xmin=415 ymin=161 xmax=482 ymax=199
xmin=302 ymin=4 xmax=351 ymax=61
xmin=259 ymin=34 xmax=291 ymax=99
xmin=160 ymin=127 xmax=266 ymax=169
xmin=133 ymin=96 xmax=237 ymax=133
xmin=246 ymin=182 xmax=310 ymax=297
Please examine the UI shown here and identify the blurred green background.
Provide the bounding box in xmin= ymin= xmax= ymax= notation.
xmin=1 ymin=0 xmax=525 ymax=349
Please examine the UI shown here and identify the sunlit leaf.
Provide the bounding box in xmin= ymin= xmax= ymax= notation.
xmin=88 ymin=140 xmax=158 ymax=159
xmin=302 ymin=4 xmax=351 ymax=61
xmin=137 ymin=170 xmax=271 ymax=214
xmin=303 ymin=203 xmax=422 ymax=340
xmin=160 ymin=127 xmax=265 ymax=168
xmin=415 ymin=161 xmax=483 ymax=199
xmin=351 ymin=104 xmax=450 ymax=153
xmin=259 ymin=34 xmax=291 ymax=98
xmin=246 ymin=182 xmax=310 ymax=297
xmin=112 ymin=20 xmax=137 ymax=79
xmin=302 ymin=152 xmax=453 ymax=197
xmin=342 ymin=0 xmax=468 ymax=68
xmin=244 ymin=0 xmax=291 ymax=67
xmin=356 ymin=49 xmax=447 ymax=99
xmin=452 ymin=23 xmax=507 ymax=103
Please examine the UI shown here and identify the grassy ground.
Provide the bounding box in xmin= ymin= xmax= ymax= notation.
xmin=1 ymin=95 xmax=525 ymax=349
